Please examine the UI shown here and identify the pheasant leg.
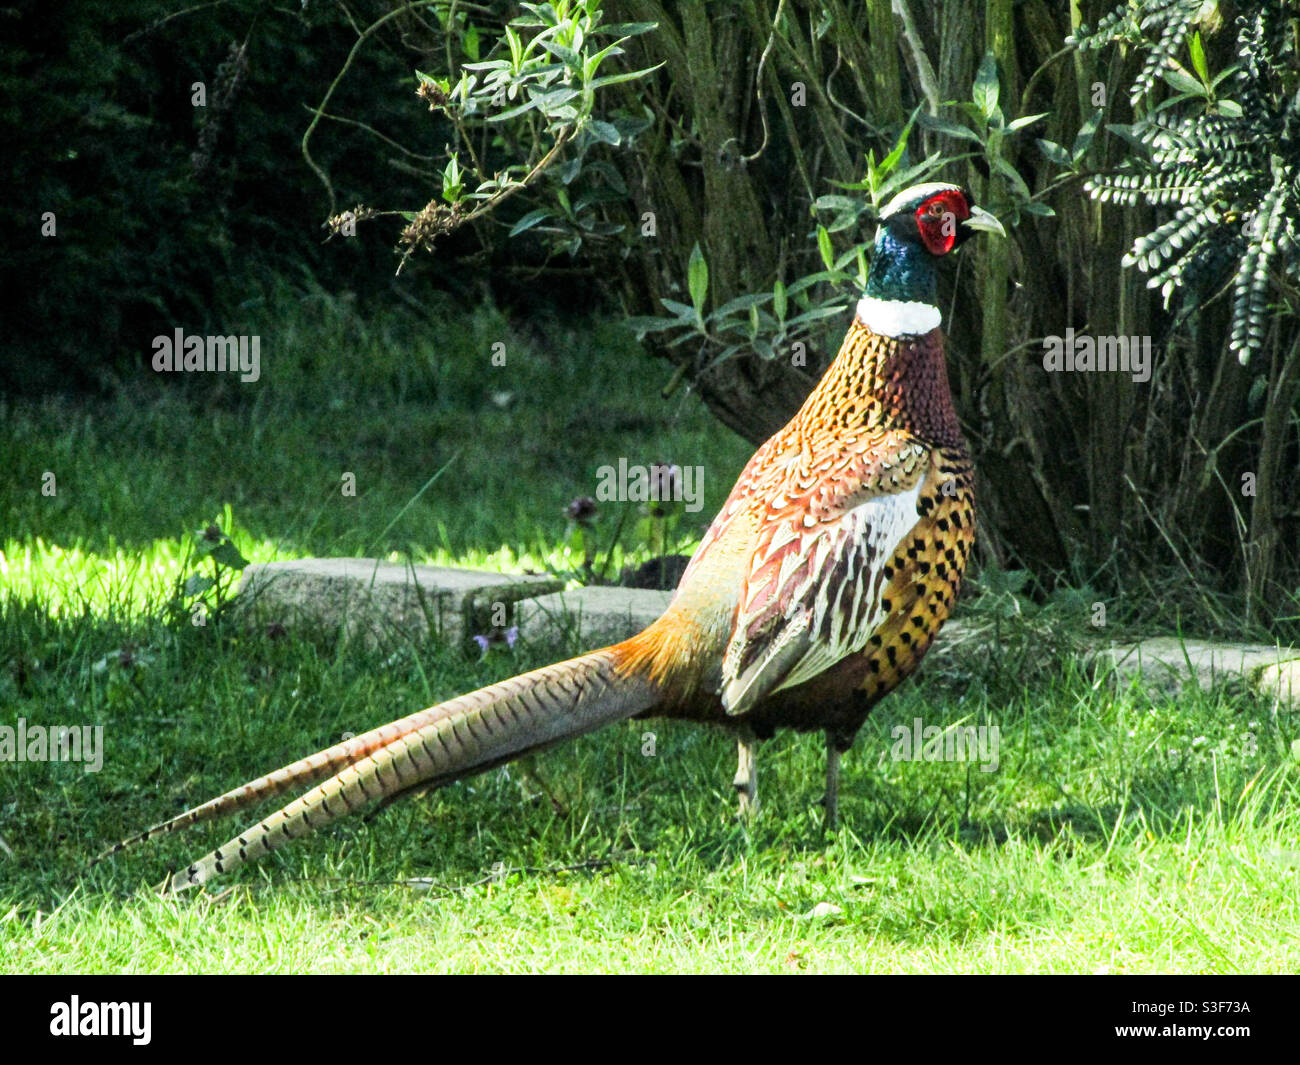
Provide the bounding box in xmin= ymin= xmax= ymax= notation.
xmin=733 ymin=728 xmax=759 ymax=817
xmin=822 ymin=735 xmax=840 ymax=831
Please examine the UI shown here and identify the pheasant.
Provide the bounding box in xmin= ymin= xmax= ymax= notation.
xmin=97 ymin=182 xmax=1002 ymax=890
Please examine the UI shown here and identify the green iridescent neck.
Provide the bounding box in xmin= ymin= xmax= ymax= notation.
xmin=864 ymin=227 xmax=938 ymax=305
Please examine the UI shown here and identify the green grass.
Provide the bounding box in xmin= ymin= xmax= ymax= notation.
xmin=1 ymin=283 xmax=751 ymax=614
xmin=2 ymin=290 xmax=1298 ymax=973
xmin=3 ymin=609 xmax=1297 ymax=973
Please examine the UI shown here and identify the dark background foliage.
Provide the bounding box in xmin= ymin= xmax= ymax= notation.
xmin=0 ymin=0 xmax=485 ymax=393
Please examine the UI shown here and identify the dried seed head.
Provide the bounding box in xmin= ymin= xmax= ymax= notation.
xmin=417 ymin=81 xmax=449 ymax=111
xmin=325 ymin=204 xmax=378 ymax=237
xmin=398 ymin=200 xmax=464 ymax=255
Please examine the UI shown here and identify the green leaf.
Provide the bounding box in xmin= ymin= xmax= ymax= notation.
xmin=707 ymin=293 xmax=764 ymax=322
xmin=488 ymin=95 xmax=540 ymax=122
xmin=916 ymin=114 xmax=981 ymax=143
xmin=442 ymin=155 xmax=463 ymax=204
xmin=1006 ymin=112 xmax=1048 ymax=133
xmin=601 ymin=22 xmax=659 ymax=37
xmin=210 ymin=542 xmax=250 ymax=570
xmin=588 ymin=62 xmax=665 ymax=90
xmin=786 ymin=270 xmax=837 ymax=297
xmin=1209 ymin=64 xmax=1241 ymax=90
xmin=504 ymin=24 xmax=523 ymax=68
xmin=581 ymin=220 xmax=625 ymax=236
xmin=687 ymin=243 xmax=709 ymax=317
xmin=972 ymin=52 xmax=1000 ymax=120
xmin=713 ymin=292 xmax=770 ymax=318
xmin=1247 ymin=374 xmax=1268 ymax=409
xmin=488 ymin=90 xmax=548 ymax=122
xmin=1188 ymin=30 xmax=1209 ymax=85
xmin=509 ymin=208 xmax=555 ymax=236
xmin=992 ymin=156 xmax=1032 ymax=201
xmin=1160 ymin=67 xmax=1205 ymax=97
xmin=582 ymin=160 xmax=628 ymax=194
xmin=812 ymin=195 xmax=861 ymax=213
xmin=183 ymin=574 xmax=215 ymax=597
xmin=1071 ymin=109 xmax=1103 ymax=161
xmin=814 ymin=193 xmax=868 ymax=233
xmin=773 ymin=279 xmax=787 ymax=323
xmin=558 ymin=157 xmax=583 ymax=185
xmin=877 ymin=116 xmax=913 ymax=176
xmin=871 ymin=151 xmax=946 ymax=200
xmin=833 ymin=242 xmax=868 ymax=272
xmin=985 ymin=567 xmax=1031 ymax=596
xmin=540 ymin=41 xmax=579 ymax=66
xmin=1102 ymin=122 xmax=1147 ymax=150
xmin=785 ymin=304 xmax=851 ymax=328
xmin=531 ymin=86 xmax=582 ymax=114
xmin=1036 ymin=138 xmax=1072 ymax=167
xmin=816 ymin=225 xmax=835 ymax=271
xmin=659 ymin=298 xmax=699 ymax=321
xmin=624 ymin=315 xmax=685 ymax=336
xmin=582 ymin=40 xmax=626 ymax=81
xmin=586 ymin=119 xmax=621 ymax=145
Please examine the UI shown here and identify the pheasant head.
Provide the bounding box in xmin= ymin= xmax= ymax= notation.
xmin=858 ymin=183 xmax=1004 ymax=338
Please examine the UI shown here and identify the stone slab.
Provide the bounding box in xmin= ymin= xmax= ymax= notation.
xmin=237 ymin=558 xmax=562 ymax=649
xmin=1093 ymin=636 xmax=1300 ymax=707
xmin=233 ymin=559 xmax=1300 ymax=714
xmin=515 ymin=586 xmax=672 ymax=648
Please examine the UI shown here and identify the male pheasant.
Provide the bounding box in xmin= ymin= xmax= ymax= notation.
xmin=98 ymin=182 xmax=1002 ymax=890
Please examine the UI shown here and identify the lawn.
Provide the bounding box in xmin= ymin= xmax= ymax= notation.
xmin=2 ymin=291 xmax=1297 ymax=973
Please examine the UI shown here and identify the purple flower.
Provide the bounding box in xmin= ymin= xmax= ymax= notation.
xmin=565 ymin=496 xmax=598 ymax=524
xmin=648 ymin=463 xmax=682 ymax=517
xmin=473 ymin=626 xmax=520 ymax=654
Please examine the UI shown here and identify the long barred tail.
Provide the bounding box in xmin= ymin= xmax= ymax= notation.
xmin=98 ymin=647 xmax=657 ymax=891
xmin=92 ymin=711 xmax=462 ymax=865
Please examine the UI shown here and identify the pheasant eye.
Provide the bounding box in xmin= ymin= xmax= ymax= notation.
xmin=927 ymin=202 xmax=946 ymax=218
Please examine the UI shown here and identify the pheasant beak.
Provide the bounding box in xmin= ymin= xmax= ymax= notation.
xmin=961 ymin=205 xmax=1006 ymax=237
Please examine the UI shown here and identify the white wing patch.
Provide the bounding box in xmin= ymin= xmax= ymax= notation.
xmin=720 ymin=473 xmax=927 ymax=715
xmin=772 ymin=478 xmax=925 ymax=692
xmin=855 ymin=296 xmax=941 ymax=338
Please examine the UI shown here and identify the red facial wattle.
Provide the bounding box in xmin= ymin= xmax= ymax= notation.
xmin=914 ymin=190 xmax=972 ymax=256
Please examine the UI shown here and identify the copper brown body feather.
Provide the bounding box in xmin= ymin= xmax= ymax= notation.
xmin=618 ymin=318 xmax=974 ymax=743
